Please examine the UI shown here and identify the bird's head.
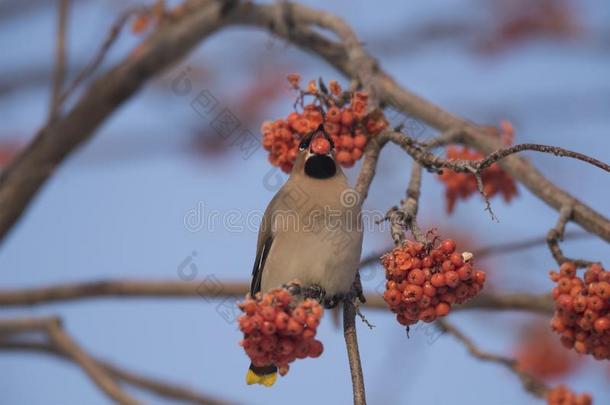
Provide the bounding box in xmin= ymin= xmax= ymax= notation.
xmin=292 ymin=124 xmax=339 ymax=179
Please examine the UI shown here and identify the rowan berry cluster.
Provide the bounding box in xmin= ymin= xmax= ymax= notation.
xmin=238 ymin=288 xmax=324 ymax=376
xmin=261 ymin=75 xmax=388 ymax=173
xmin=381 ymin=239 xmax=486 ymax=326
xmin=547 ymin=385 xmax=592 ymax=405
xmin=550 ymin=262 xmax=610 ymax=360
xmin=437 ymin=121 xmax=518 ymax=213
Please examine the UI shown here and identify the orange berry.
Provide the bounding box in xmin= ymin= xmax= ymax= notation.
xmin=384 ymin=289 xmax=401 ymax=307
xmin=327 ymin=107 xmax=341 ymax=123
xmin=311 ymin=136 xmax=331 ymax=155
xmin=430 ymin=273 xmax=446 ymax=287
xmin=594 ymin=317 xmax=610 ymax=333
xmin=336 ymin=150 xmax=351 ymax=165
xmin=445 ymin=271 xmax=460 ymax=288
xmin=559 ymin=262 xmax=577 ymax=278
xmin=435 ymin=302 xmax=451 ymax=317
xmin=403 ymin=284 xmax=423 ymax=303
xmin=286 ymin=318 xmax=303 ymax=335
xmin=308 ymin=340 xmax=323 ymax=358
xmin=340 ymin=110 xmax=354 ymax=126
xmin=292 ymin=307 xmax=307 ymax=323
xmin=407 ymin=269 xmax=425 ymax=285
xmin=419 ymin=307 xmax=437 ymax=323
xmin=440 ymin=239 xmax=456 ymax=254
xmin=354 ymin=134 xmax=368 ymax=149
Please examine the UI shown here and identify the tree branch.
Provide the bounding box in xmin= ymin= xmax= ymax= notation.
xmin=547 ymin=205 xmax=595 ymax=268
xmin=0 ymin=278 xmax=554 ymax=314
xmin=343 ymin=300 xmax=366 ymax=405
xmin=0 ymin=317 xmax=139 ymax=405
xmin=49 ymin=0 xmax=69 ymax=122
xmin=437 ymin=319 xmax=549 ymax=399
xmin=1 ymin=0 xmax=608 ymax=246
xmin=0 ymin=339 xmax=232 ymax=405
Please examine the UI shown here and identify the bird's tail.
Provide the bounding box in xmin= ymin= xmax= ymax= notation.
xmin=246 ymin=363 xmax=277 ymax=387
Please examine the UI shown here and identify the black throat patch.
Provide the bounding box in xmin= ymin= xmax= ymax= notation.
xmin=304 ymin=155 xmax=336 ymax=179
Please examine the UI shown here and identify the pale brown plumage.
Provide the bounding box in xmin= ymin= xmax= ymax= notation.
xmin=247 ymin=127 xmax=363 ymax=385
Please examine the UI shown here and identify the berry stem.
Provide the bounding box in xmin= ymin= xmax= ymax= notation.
xmin=547 ymin=204 xmax=595 ymax=268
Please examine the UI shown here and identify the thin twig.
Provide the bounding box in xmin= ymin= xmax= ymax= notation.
xmin=478 ymin=143 xmax=610 ymax=173
xmin=383 ymin=135 xmax=427 ymax=245
xmin=547 ymin=205 xmax=595 ymax=268
xmin=359 ymin=230 xmax=592 ymax=270
xmin=49 ymin=0 xmax=69 ymax=121
xmin=437 ymin=319 xmax=549 ymax=399
xmin=58 ymin=6 xmax=145 ymax=106
xmin=354 ymin=135 xmax=388 ymax=205
xmin=343 ymin=299 xmax=367 ymax=405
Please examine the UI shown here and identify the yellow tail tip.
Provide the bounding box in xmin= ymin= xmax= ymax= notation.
xmin=246 ymin=369 xmax=277 ymax=387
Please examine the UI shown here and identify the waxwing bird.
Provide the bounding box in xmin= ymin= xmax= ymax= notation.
xmin=246 ymin=125 xmax=364 ymax=386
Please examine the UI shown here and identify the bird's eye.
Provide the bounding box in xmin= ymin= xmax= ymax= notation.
xmin=299 ymin=138 xmax=310 ymax=151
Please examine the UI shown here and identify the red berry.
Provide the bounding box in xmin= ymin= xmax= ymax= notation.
xmin=403 ymin=284 xmax=423 ymax=303
xmin=457 ymin=265 xmax=473 ymax=281
xmin=308 ymin=340 xmax=324 ymax=358
xmin=474 ymin=271 xmax=486 ymax=284
xmin=384 ymin=289 xmax=402 ymax=307
xmin=407 ymin=269 xmax=426 ymax=285
xmin=594 ymin=317 xmax=610 ymax=333
xmin=311 ymin=136 xmax=331 ymax=155
xmin=353 ymin=134 xmax=367 ymax=149
xmin=445 ymin=271 xmax=460 ymax=288
xmin=419 ymin=307 xmax=437 ymax=323
xmin=431 ymin=273 xmax=446 ymax=287
xmin=435 ymin=302 xmax=450 ymax=317
xmin=440 ymin=239 xmax=456 ymax=254
xmin=286 ymin=318 xmax=303 ymax=335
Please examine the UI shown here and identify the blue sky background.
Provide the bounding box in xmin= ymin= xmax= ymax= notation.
xmin=0 ymin=0 xmax=609 ymax=404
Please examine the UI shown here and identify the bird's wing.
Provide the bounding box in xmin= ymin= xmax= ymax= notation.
xmin=250 ymin=234 xmax=272 ymax=296
xmin=250 ymin=192 xmax=281 ymax=296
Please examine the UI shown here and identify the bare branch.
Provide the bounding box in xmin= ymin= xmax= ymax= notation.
xmin=0 ymin=317 xmax=139 ymax=405
xmin=0 ymin=340 xmax=232 ymax=405
xmin=58 ymin=5 xmax=146 ymax=107
xmin=0 ymin=278 xmax=554 ymax=315
xmin=547 ymin=205 xmax=595 ymax=268
xmin=0 ymin=279 xmax=248 ymax=306
xmin=354 ymin=135 xmax=388 ymax=204
xmin=478 ymin=143 xmax=610 ymax=173
xmin=343 ymin=300 xmax=367 ymax=405
xmin=49 ymin=0 xmax=69 ymax=121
